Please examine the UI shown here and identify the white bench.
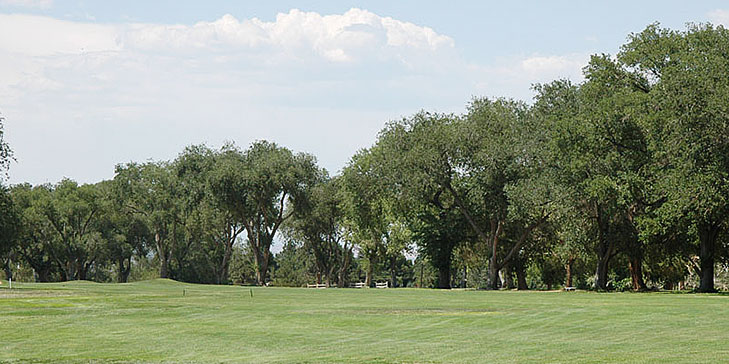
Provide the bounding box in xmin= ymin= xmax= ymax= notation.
xmin=306 ymin=284 xmax=327 ymax=289
xmin=375 ymin=282 xmax=388 ymax=289
xmin=350 ymin=282 xmax=368 ymax=288
xmin=564 ymin=286 xmax=576 ymax=291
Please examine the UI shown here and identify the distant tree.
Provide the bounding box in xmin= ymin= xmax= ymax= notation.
xmin=97 ymin=180 xmax=150 ymax=283
xmin=210 ymin=141 xmax=319 ymax=286
xmin=173 ymin=145 xmax=245 ymax=284
xmin=286 ymin=175 xmax=346 ymax=287
xmin=12 ymin=184 xmax=62 ymax=281
xmin=0 ymin=185 xmax=20 ymax=279
xmin=36 ymin=179 xmax=105 ymax=281
xmin=271 ymin=241 xmax=315 ymax=287
xmin=113 ymin=162 xmax=181 ymax=279
xmin=0 ymin=114 xmax=12 ymax=179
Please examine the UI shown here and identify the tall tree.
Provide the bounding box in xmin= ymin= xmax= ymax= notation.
xmin=98 ymin=180 xmax=150 ymax=283
xmin=173 ymin=145 xmax=245 ymax=284
xmin=286 ymin=175 xmax=345 ymax=287
xmin=39 ymin=179 xmax=104 ymax=281
xmin=12 ymin=184 xmax=62 ymax=281
xmin=210 ymin=141 xmax=319 ymax=286
xmin=619 ymin=23 xmax=729 ymax=292
xmin=534 ymin=68 xmax=651 ymax=291
xmin=113 ymin=162 xmax=180 ymax=279
xmin=0 ymin=185 xmax=20 ymax=280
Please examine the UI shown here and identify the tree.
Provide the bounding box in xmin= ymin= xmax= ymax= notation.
xmin=36 ymin=179 xmax=105 ymax=281
xmin=0 ymin=185 xmax=20 ymax=279
xmin=286 ymin=175 xmax=346 ymax=287
xmin=0 ymin=114 xmax=12 ymax=179
xmin=210 ymin=141 xmax=319 ymax=286
xmin=11 ymin=184 xmax=62 ymax=281
xmin=113 ymin=162 xmax=180 ymax=279
xmin=619 ymin=23 xmax=729 ymax=292
xmin=533 ymin=67 xmax=652 ymax=291
xmin=173 ymin=145 xmax=245 ymax=284
xmin=97 ymin=180 xmax=150 ymax=283
xmin=373 ymin=112 xmax=466 ymax=288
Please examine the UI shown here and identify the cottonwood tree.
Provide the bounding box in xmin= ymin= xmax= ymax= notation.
xmin=173 ymin=145 xmax=245 ymax=284
xmin=97 ymin=180 xmax=150 ymax=283
xmin=39 ymin=179 xmax=105 ymax=281
xmin=285 ymin=175 xmax=345 ymax=287
xmin=210 ymin=141 xmax=319 ymax=286
xmin=0 ymin=185 xmax=19 ymax=279
xmin=10 ymin=184 xmax=59 ymax=281
xmin=374 ymin=112 xmax=466 ymax=288
xmin=113 ymin=162 xmax=181 ymax=279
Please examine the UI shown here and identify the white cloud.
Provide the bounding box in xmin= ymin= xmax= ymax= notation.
xmin=469 ymin=53 xmax=589 ymax=101
xmin=121 ymin=9 xmax=454 ymax=63
xmin=708 ymin=9 xmax=729 ymax=27
xmin=0 ymin=8 xmax=586 ymax=185
xmin=0 ymin=0 xmax=52 ymax=9
xmin=0 ymin=14 xmax=119 ymax=56
xmin=520 ymin=54 xmax=588 ymax=79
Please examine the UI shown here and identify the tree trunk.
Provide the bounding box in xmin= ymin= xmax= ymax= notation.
xmin=338 ymin=245 xmax=352 ymax=288
xmin=437 ymin=264 xmax=451 ymax=289
xmin=697 ymin=222 xmax=719 ymax=293
xmin=419 ymin=264 xmax=424 ymax=288
xmin=118 ymin=257 xmax=131 ymax=283
xmin=218 ymin=241 xmax=233 ymax=285
xmin=595 ymin=253 xmax=610 ymax=291
xmin=503 ymin=261 xmax=515 ymax=289
xmin=629 ymin=256 xmax=647 ymax=291
xmin=516 ymin=258 xmax=528 ymax=290
xmin=488 ymin=258 xmax=501 ymax=290
xmin=594 ymin=225 xmax=613 ymax=291
xmin=488 ymin=229 xmax=500 ymax=290
xmin=256 ymin=258 xmax=269 ymax=286
xmin=565 ymin=257 xmax=574 ymax=288
xmin=78 ymin=262 xmax=89 ymax=281
xmin=594 ymin=203 xmax=612 ymax=291
xmin=3 ymin=260 xmax=12 ymax=281
xmin=390 ymin=256 xmax=397 ymax=288
xmin=37 ymin=268 xmax=51 ymax=282
xmin=155 ymin=233 xmax=169 ymax=279
xmin=365 ymin=252 xmax=375 ymax=287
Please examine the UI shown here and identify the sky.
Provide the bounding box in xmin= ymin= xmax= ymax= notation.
xmin=2 ymin=1 xmax=729 ymax=185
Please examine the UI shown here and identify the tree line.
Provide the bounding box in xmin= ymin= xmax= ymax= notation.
xmin=1 ymin=23 xmax=728 ymax=291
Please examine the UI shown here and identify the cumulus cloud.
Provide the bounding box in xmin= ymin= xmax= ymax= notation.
xmin=121 ymin=9 xmax=454 ymax=64
xmin=0 ymin=8 xmax=586 ymax=185
xmin=707 ymin=9 xmax=729 ymax=27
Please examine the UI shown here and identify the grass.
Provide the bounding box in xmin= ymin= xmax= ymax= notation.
xmin=1 ymin=279 xmax=728 ymax=363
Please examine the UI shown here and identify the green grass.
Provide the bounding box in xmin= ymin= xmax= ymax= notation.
xmin=1 ymin=280 xmax=727 ymax=363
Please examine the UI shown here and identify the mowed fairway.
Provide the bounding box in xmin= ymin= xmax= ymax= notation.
xmin=1 ymin=280 xmax=728 ymax=363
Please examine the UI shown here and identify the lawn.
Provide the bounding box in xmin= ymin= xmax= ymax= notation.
xmin=1 ymin=279 xmax=727 ymax=363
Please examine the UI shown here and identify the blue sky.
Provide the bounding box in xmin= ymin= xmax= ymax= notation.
xmin=2 ymin=1 xmax=728 ymax=185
